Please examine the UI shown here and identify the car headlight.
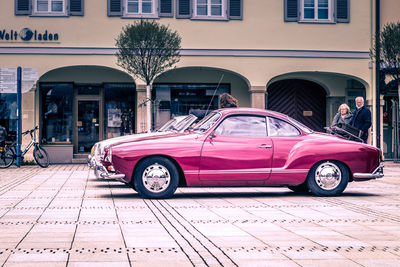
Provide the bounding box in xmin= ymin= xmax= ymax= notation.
xmin=90 ymin=144 xmax=96 ymax=157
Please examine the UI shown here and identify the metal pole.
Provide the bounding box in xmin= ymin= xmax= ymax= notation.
xmin=375 ymin=0 xmax=381 ymax=148
xmin=16 ymin=67 xmax=22 ymax=167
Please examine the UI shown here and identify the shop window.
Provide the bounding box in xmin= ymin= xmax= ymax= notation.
xmin=104 ymin=83 xmax=136 ymax=138
xmin=41 ymin=83 xmax=73 ymax=144
xmin=0 ymin=94 xmax=17 ymax=141
xmin=152 ymin=83 xmax=229 ymax=129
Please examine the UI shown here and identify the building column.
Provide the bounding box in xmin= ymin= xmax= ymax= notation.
xmin=136 ymin=84 xmax=148 ymax=133
xmin=249 ymin=85 xmax=266 ymax=109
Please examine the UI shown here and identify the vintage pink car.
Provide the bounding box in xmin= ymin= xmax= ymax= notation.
xmin=102 ymin=108 xmax=384 ymax=199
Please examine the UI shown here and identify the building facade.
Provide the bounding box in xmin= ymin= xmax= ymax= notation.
xmin=0 ymin=0 xmax=399 ymax=163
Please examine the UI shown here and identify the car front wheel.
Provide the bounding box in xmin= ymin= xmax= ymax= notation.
xmin=307 ymin=161 xmax=349 ymax=196
xmin=133 ymin=157 xmax=179 ymax=199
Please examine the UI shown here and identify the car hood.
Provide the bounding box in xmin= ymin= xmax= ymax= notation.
xmin=105 ymin=132 xmax=189 ymax=150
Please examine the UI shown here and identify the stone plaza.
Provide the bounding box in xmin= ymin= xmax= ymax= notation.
xmin=0 ymin=162 xmax=399 ymax=266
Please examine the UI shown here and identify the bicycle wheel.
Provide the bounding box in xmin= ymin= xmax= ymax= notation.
xmin=0 ymin=146 xmax=15 ymax=168
xmin=33 ymin=145 xmax=50 ymax=168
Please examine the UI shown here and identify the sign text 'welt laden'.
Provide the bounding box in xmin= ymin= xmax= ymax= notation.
xmin=0 ymin=28 xmax=59 ymax=42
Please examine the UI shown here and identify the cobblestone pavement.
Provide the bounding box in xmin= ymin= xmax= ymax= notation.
xmin=0 ymin=163 xmax=399 ymax=267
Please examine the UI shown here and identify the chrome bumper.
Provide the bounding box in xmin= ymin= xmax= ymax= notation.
xmin=87 ymin=155 xmax=94 ymax=168
xmin=353 ymin=163 xmax=384 ymax=180
xmin=94 ymin=164 xmax=126 ymax=182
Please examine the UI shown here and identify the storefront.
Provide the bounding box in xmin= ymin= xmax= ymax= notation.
xmin=39 ymin=81 xmax=135 ymax=161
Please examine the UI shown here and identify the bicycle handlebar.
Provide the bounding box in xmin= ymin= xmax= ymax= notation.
xmin=21 ymin=126 xmax=39 ymax=136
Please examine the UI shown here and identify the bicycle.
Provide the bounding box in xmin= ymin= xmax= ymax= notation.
xmin=0 ymin=126 xmax=50 ymax=168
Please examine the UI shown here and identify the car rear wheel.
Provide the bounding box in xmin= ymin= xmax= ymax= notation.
xmin=307 ymin=161 xmax=349 ymax=196
xmin=133 ymin=157 xmax=179 ymax=199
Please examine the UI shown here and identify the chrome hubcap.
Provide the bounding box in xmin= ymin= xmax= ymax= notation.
xmin=314 ymin=162 xmax=341 ymax=190
xmin=142 ymin=163 xmax=170 ymax=193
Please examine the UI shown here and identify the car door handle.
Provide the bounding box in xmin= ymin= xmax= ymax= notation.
xmin=258 ymin=144 xmax=272 ymax=148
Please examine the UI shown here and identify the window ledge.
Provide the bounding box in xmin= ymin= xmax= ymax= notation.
xmin=298 ymin=20 xmax=336 ymax=24
xmin=30 ymin=13 xmax=69 ymax=17
xmin=122 ymin=14 xmax=159 ymax=19
xmin=191 ymin=16 xmax=229 ymax=21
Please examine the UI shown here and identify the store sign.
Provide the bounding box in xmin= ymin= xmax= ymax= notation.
xmin=0 ymin=28 xmax=59 ymax=42
xmin=0 ymin=68 xmax=38 ymax=93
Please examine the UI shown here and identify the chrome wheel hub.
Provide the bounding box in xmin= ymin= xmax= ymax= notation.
xmin=142 ymin=163 xmax=170 ymax=193
xmin=314 ymin=162 xmax=341 ymax=190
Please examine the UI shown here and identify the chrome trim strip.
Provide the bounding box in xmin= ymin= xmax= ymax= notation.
xmin=184 ymin=168 xmax=309 ymax=175
xmin=0 ymin=47 xmax=370 ymax=58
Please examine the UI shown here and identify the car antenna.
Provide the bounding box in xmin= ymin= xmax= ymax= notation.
xmin=205 ymin=74 xmax=224 ymax=117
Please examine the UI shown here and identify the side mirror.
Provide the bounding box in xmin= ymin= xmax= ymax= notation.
xmin=208 ymin=131 xmax=217 ymax=139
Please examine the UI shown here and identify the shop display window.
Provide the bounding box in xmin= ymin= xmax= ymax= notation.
xmin=104 ymin=83 xmax=136 ymax=139
xmin=41 ymin=83 xmax=73 ymax=144
xmin=152 ymin=83 xmax=229 ymax=129
xmin=0 ymin=93 xmax=17 ymax=141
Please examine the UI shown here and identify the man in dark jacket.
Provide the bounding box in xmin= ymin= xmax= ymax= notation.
xmin=352 ymin=96 xmax=372 ymax=143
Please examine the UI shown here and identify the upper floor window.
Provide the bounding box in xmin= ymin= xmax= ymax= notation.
xmin=15 ymin=0 xmax=84 ymax=16
xmin=301 ymin=0 xmax=333 ymax=22
xmin=196 ymin=0 xmax=221 ymax=17
xmin=193 ymin=0 xmax=227 ymax=19
xmin=34 ymin=0 xmax=67 ymax=15
xmin=284 ymin=0 xmax=349 ymax=23
xmin=124 ymin=0 xmax=158 ymax=17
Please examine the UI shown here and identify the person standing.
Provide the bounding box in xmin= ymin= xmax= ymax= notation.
xmin=352 ymin=96 xmax=372 ymax=143
xmin=331 ymin=103 xmax=353 ymax=126
xmin=219 ymin=93 xmax=239 ymax=108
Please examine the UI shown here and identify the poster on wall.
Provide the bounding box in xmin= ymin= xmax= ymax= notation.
xmin=0 ymin=68 xmax=38 ymax=93
xmin=108 ymin=109 xmax=122 ymax=127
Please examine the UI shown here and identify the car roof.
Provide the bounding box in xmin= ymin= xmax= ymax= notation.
xmin=215 ymin=107 xmax=288 ymax=120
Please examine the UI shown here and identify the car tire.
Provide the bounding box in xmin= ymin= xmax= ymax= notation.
xmin=288 ymin=182 xmax=309 ymax=193
xmin=307 ymin=161 xmax=349 ymax=196
xmin=133 ymin=157 xmax=179 ymax=199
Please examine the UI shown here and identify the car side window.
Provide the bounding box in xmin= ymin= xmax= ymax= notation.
xmin=267 ymin=117 xmax=300 ymax=137
xmin=215 ymin=116 xmax=267 ymax=137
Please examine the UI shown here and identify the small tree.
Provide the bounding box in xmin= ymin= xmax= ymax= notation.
xmin=116 ymin=20 xmax=181 ymax=132
xmin=371 ymin=21 xmax=400 ymax=160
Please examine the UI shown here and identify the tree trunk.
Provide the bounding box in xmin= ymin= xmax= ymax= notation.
xmin=146 ymin=84 xmax=151 ymax=133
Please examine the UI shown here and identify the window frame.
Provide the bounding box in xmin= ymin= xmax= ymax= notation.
xmin=299 ymin=0 xmax=334 ymax=23
xmin=123 ymin=0 xmax=159 ymax=18
xmin=32 ymin=0 xmax=68 ymax=16
xmin=192 ymin=0 xmax=228 ymax=20
xmin=266 ymin=116 xmax=301 ymax=137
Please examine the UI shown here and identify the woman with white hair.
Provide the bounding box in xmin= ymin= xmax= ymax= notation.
xmin=331 ymin=103 xmax=353 ymax=126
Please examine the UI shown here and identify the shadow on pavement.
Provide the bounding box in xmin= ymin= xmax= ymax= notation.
xmin=99 ymin=190 xmax=379 ymax=199
xmin=95 ymin=184 xmax=131 ymax=189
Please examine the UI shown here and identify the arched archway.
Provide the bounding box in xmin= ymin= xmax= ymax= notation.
xmin=267 ymin=79 xmax=327 ymax=132
xmin=38 ymin=65 xmax=136 ymax=158
xmin=151 ymin=66 xmax=250 ymax=129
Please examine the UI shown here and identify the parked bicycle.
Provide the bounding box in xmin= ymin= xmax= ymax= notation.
xmin=0 ymin=126 xmax=50 ymax=168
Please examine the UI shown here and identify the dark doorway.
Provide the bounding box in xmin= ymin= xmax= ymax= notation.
xmin=267 ymin=79 xmax=327 ymax=132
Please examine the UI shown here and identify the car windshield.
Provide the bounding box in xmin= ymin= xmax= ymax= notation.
xmin=288 ymin=117 xmax=313 ymax=133
xmin=192 ymin=112 xmax=221 ymax=133
xmin=173 ymin=114 xmax=197 ymax=132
